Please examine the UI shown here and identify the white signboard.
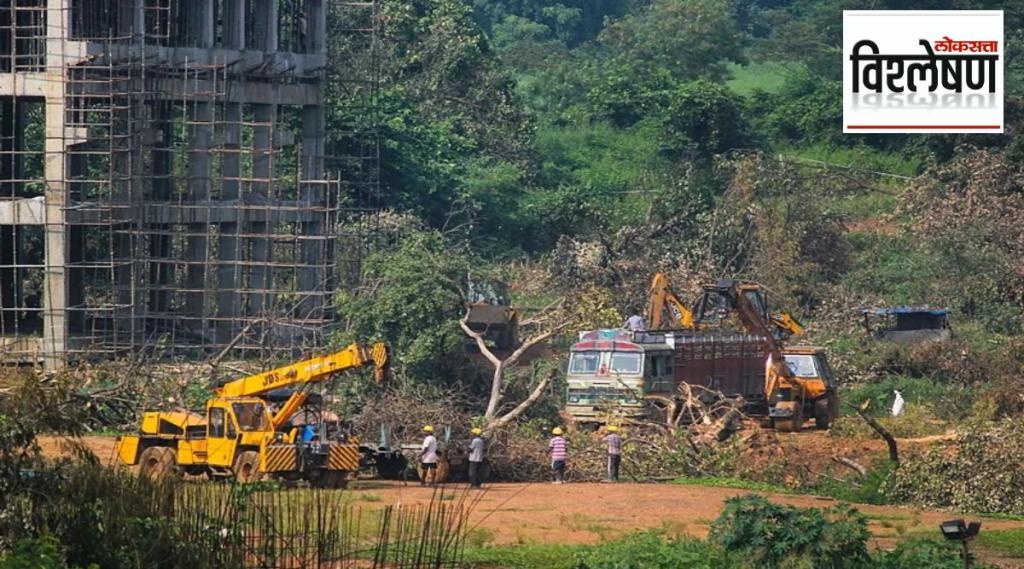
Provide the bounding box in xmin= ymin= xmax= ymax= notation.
xmin=843 ymin=10 xmax=1003 ymax=133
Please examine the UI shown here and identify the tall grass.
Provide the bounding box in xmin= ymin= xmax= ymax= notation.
xmin=2 ymin=450 xmax=473 ymax=569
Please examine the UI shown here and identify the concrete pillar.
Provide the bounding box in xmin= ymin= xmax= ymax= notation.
xmin=180 ymin=0 xmax=215 ymax=338
xmin=184 ymin=99 xmax=212 ymax=332
xmin=148 ymin=102 xmax=172 ymax=317
xmin=249 ymin=103 xmax=274 ymax=316
xmin=41 ymin=0 xmax=69 ymax=369
xmin=217 ymin=0 xmax=245 ymax=341
xmin=187 ymin=0 xmax=214 ymax=48
xmin=303 ymin=0 xmax=326 ymax=54
xmin=216 ymin=102 xmax=242 ymax=343
xmin=223 ymin=0 xmax=246 ymax=49
xmin=253 ymin=0 xmax=279 ymax=51
xmin=298 ymin=103 xmax=324 ymax=320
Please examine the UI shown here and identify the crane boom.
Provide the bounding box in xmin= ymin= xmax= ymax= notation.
xmin=216 ymin=342 xmax=389 ymax=398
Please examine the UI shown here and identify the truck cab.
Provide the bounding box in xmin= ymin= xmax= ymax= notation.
xmin=769 ymin=346 xmax=838 ymax=430
xmin=565 ymin=330 xmax=673 ymax=423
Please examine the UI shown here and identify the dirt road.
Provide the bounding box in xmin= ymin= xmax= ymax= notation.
xmin=352 ymin=481 xmax=1022 ymax=548
xmin=37 ymin=436 xmax=1024 ymax=565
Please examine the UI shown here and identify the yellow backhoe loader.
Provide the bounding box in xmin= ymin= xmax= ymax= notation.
xmin=647 ymin=273 xmax=804 ymax=338
xmin=702 ymin=279 xmax=837 ymax=431
xmin=115 ymin=342 xmax=389 ymax=487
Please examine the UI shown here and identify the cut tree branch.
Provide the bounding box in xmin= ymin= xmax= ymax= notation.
xmin=485 ymin=369 xmax=557 ymax=431
xmin=849 ymin=401 xmax=899 ymax=465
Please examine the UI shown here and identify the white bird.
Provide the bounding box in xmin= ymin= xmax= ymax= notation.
xmin=891 ymin=390 xmax=905 ymax=417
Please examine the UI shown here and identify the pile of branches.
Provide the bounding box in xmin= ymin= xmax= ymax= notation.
xmin=886 ymin=418 xmax=1024 ymax=514
xmin=485 ymin=387 xmax=759 ymax=482
xmin=349 ymin=383 xmax=478 ymax=446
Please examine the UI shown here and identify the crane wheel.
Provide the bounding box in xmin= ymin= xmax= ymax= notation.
xmin=139 ymin=446 xmax=179 ymax=479
xmin=233 ymin=451 xmax=261 ymax=483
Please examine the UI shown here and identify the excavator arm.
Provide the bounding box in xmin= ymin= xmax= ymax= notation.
xmin=215 ymin=342 xmax=389 ymax=429
xmin=647 ymin=273 xmax=695 ymax=330
xmin=705 ymin=279 xmax=796 ymax=390
xmin=770 ymin=312 xmax=805 ymax=337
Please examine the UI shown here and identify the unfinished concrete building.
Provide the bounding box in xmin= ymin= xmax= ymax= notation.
xmin=0 ymin=1 xmax=374 ymax=369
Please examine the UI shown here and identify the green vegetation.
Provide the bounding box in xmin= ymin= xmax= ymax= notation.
xmin=976 ymin=528 xmax=1024 ymax=558
xmin=463 ymin=543 xmax=587 ymax=569
xmin=462 ymin=497 xmax=975 ymax=568
xmin=710 ymin=496 xmax=871 ymax=568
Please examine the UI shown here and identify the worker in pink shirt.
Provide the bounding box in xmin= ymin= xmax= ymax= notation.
xmin=548 ymin=427 xmax=568 ymax=484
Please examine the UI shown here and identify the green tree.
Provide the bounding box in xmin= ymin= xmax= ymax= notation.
xmin=334 ymin=229 xmax=473 ymax=381
xmin=659 ymin=81 xmax=751 ymax=160
xmin=599 ymin=0 xmax=747 ymax=82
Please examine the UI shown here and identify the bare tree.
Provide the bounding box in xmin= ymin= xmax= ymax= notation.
xmin=459 ymin=299 xmax=574 ymax=431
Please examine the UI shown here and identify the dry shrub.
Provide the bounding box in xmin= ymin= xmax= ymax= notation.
xmin=349 ymin=382 xmax=476 ymax=446
xmin=886 ymin=419 xmax=1024 ymax=514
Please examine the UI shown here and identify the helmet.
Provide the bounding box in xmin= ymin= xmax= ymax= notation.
xmin=607 ymin=426 xmax=619 ymax=433
xmin=423 ymin=425 xmax=434 ymax=433
xmin=552 ymin=427 xmax=564 ymax=435
xmin=471 ymin=427 xmax=483 ymax=435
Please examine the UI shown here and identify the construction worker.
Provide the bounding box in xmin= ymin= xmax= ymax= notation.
xmin=468 ymin=427 xmax=486 ymax=488
xmin=420 ymin=425 xmax=439 ymax=486
xmin=548 ymin=427 xmax=568 ymax=484
xmin=603 ymin=426 xmax=622 ymax=482
xmin=623 ymin=313 xmax=647 ymax=332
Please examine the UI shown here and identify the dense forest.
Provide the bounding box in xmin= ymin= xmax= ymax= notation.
xmin=325 ymin=0 xmax=1024 ymax=519
xmin=330 ymin=0 xmax=1024 ymax=381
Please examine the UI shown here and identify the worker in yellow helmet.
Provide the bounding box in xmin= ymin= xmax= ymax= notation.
xmin=467 ymin=427 xmax=486 ymax=489
xmin=603 ymin=425 xmax=623 ymax=482
xmin=420 ymin=425 xmax=438 ymax=486
xmin=548 ymin=427 xmax=568 ymax=484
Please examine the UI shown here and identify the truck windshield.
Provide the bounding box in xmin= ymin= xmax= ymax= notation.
xmin=783 ymin=354 xmax=819 ymax=378
xmin=569 ymin=351 xmax=601 ymax=374
xmin=610 ymin=353 xmax=641 ymax=374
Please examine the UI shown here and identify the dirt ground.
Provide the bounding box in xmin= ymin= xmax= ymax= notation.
xmin=38 ymin=435 xmax=1024 ymax=567
xmin=352 ymin=481 xmax=1022 ymax=547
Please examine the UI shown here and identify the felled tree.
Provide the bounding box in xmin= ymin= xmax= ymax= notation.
xmin=460 ymin=299 xmax=575 ymax=430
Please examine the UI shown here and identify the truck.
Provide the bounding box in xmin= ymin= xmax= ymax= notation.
xmin=565 ymin=275 xmax=838 ymax=431
xmin=565 ymin=329 xmax=770 ymax=423
xmin=115 ymin=342 xmax=389 ymax=487
xmin=564 ymin=329 xmax=836 ymax=430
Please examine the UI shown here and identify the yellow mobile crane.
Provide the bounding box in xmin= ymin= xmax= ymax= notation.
xmin=115 ymin=343 xmax=389 ymax=487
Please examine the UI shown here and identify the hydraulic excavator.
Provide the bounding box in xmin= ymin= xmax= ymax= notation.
xmin=647 ymin=273 xmax=695 ymax=330
xmin=699 ymin=279 xmax=837 ymax=431
xmin=115 ymin=342 xmax=389 ymax=487
xmin=645 ymin=273 xmax=835 ymax=431
xmin=647 ymin=273 xmax=804 ymax=338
